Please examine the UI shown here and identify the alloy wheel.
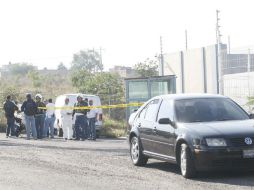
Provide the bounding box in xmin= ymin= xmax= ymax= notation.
xmin=131 ymin=138 xmax=139 ymax=163
xmin=180 ymin=145 xmax=187 ymax=175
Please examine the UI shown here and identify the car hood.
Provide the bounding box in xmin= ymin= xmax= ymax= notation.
xmin=180 ymin=120 xmax=254 ymax=137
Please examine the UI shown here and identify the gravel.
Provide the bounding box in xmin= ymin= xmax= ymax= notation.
xmin=0 ymin=134 xmax=253 ymax=190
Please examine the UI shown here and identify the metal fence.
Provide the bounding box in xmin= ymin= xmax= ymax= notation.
xmin=221 ymin=47 xmax=254 ymax=112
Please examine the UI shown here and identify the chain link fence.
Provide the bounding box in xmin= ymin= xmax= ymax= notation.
xmin=221 ymin=47 xmax=254 ymax=112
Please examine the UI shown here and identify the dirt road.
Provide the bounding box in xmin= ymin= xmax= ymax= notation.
xmin=0 ymin=134 xmax=253 ymax=190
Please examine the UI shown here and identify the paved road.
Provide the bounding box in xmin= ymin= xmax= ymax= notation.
xmin=0 ymin=134 xmax=254 ymax=190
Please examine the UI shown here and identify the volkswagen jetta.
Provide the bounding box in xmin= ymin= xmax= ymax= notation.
xmin=128 ymin=94 xmax=254 ymax=178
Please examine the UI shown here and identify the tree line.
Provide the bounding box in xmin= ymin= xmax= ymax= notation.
xmin=0 ymin=49 xmax=159 ymax=121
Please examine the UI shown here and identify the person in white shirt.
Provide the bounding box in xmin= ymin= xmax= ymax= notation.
xmin=87 ymin=100 xmax=98 ymax=140
xmin=61 ymin=98 xmax=73 ymax=140
xmin=43 ymin=98 xmax=55 ymax=138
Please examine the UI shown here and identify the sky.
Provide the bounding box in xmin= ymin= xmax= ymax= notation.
xmin=0 ymin=0 xmax=254 ymax=70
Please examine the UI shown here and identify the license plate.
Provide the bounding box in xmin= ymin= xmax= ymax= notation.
xmin=243 ymin=150 xmax=254 ymax=158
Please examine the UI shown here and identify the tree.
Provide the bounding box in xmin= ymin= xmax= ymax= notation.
xmin=71 ymin=71 xmax=123 ymax=100
xmin=134 ymin=58 xmax=159 ymax=77
xmin=71 ymin=71 xmax=125 ymax=119
xmin=27 ymin=70 xmax=42 ymax=88
xmin=57 ymin=62 xmax=67 ymax=70
xmin=71 ymin=49 xmax=103 ymax=72
xmin=9 ymin=63 xmax=35 ymax=75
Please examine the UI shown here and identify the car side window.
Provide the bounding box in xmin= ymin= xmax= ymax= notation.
xmin=157 ymin=99 xmax=174 ymax=121
xmin=144 ymin=99 xmax=160 ymax=122
xmin=139 ymin=106 xmax=148 ymax=119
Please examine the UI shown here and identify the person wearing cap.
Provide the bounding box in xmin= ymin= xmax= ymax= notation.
xmin=21 ymin=94 xmax=38 ymax=140
xmin=3 ymin=95 xmax=18 ymax=138
xmin=35 ymin=94 xmax=46 ymax=139
xmin=72 ymin=95 xmax=89 ymax=140
xmin=61 ymin=98 xmax=73 ymax=140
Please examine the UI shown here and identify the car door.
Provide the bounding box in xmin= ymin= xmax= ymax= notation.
xmin=153 ymin=99 xmax=176 ymax=157
xmin=136 ymin=99 xmax=160 ymax=152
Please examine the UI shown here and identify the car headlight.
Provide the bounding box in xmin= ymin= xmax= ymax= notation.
xmin=206 ymin=138 xmax=227 ymax=147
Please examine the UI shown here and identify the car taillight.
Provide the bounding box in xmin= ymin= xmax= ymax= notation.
xmin=98 ymin=113 xmax=103 ymax=121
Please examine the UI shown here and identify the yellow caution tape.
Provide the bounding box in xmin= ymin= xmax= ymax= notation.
xmin=39 ymin=102 xmax=143 ymax=110
xmin=0 ymin=102 xmax=143 ymax=110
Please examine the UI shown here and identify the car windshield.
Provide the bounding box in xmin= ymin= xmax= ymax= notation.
xmin=175 ymin=98 xmax=249 ymax=123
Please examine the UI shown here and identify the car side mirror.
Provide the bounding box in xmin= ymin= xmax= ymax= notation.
xmin=250 ymin=114 xmax=254 ymax=119
xmin=158 ymin=118 xmax=175 ymax=127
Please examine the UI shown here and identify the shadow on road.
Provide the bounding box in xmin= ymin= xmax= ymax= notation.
xmin=145 ymin=161 xmax=181 ymax=175
xmin=194 ymin=170 xmax=254 ymax=187
xmin=144 ymin=161 xmax=254 ymax=187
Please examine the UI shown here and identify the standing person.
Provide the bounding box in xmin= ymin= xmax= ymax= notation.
xmin=35 ymin=94 xmax=46 ymax=139
xmin=21 ymin=94 xmax=37 ymax=140
xmin=43 ymin=99 xmax=55 ymax=138
xmin=3 ymin=95 xmax=18 ymax=138
xmin=61 ymin=98 xmax=73 ymax=140
xmin=87 ymin=100 xmax=98 ymax=141
xmin=72 ymin=95 xmax=89 ymax=141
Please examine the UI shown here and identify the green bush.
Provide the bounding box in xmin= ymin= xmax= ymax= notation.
xmin=100 ymin=115 xmax=127 ymax=138
xmin=0 ymin=111 xmax=6 ymax=132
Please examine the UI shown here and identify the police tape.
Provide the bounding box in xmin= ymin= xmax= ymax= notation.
xmin=0 ymin=102 xmax=144 ymax=110
xmin=38 ymin=102 xmax=143 ymax=110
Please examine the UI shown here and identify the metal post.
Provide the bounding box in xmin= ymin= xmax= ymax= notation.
xmin=100 ymin=47 xmax=103 ymax=71
xmin=216 ymin=10 xmax=223 ymax=95
xmin=248 ymin=49 xmax=251 ymax=112
xmin=185 ymin=30 xmax=188 ymax=51
xmin=160 ymin=36 xmax=164 ymax=76
xmin=228 ymin=36 xmax=231 ymax=54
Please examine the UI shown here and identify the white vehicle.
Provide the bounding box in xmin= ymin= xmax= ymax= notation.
xmin=54 ymin=94 xmax=103 ymax=137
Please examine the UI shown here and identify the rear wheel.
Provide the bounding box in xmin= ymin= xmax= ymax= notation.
xmin=180 ymin=143 xmax=196 ymax=178
xmin=130 ymin=136 xmax=148 ymax=166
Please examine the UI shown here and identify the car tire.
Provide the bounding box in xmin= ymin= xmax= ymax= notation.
xmin=180 ymin=143 xmax=196 ymax=178
xmin=130 ymin=136 xmax=148 ymax=166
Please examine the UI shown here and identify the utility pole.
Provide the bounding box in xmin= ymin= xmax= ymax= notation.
xmin=185 ymin=30 xmax=188 ymax=51
xmin=99 ymin=47 xmax=103 ymax=68
xmin=160 ymin=36 xmax=164 ymax=76
xmin=216 ymin=10 xmax=223 ymax=95
xmin=247 ymin=49 xmax=251 ymax=112
xmin=228 ymin=36 xmax=231 ymax=54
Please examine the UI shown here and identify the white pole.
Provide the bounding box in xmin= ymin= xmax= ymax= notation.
xmin=160 ymin=36 xmax=164 ymax=76
xmin=248 ymin=49 xmax=251 ymax=112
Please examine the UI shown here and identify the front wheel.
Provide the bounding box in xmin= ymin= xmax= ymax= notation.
xmin=180 ymin=143 xmax=196 ymax=178
xmin=130 ymin=136 xmax=148 ymax=166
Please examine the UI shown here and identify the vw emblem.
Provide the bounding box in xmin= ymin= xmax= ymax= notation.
xmin=245 ymin=137 xmax=253 ymax=145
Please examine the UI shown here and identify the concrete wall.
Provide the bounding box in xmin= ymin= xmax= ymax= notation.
xmin=205 ymin=45 xmax=218 ymax=94
xmin=163 ymin=44 xmax=218 ymax=94
xmin=163 ymin=52 xmax=183 ymax=93
xmin=183 ymin=48 xmax=205 ymax=93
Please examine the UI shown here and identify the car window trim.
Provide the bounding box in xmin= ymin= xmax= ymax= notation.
xmin=143 ymin=98 xmax=160 ymax=122
xmin=137 ymin=101 xmax=151 ymax=119
xmin=156 ymin=99 xmax=163 ymax=122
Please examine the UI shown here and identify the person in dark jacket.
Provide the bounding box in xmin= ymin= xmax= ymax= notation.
xmin=21 ymin=93 xmax=37 ymax=140
xmin=35 ymin=94 xmax=46 ymax=139
xmin=3 ymin=95 xmax=18 ymax=138
xmin=72 ymin=95 xmax=89 ymax=140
